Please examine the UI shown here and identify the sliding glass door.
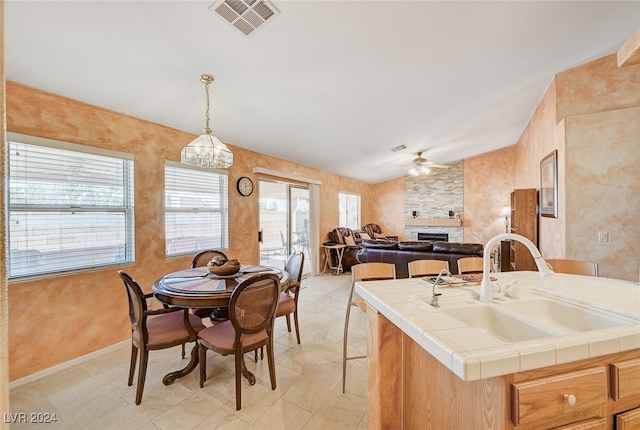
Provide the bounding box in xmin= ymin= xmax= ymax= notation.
xmin=258 ymin=180 xmax=311 ymax=275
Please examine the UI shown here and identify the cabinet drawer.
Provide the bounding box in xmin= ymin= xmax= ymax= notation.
xmin=511 ymin=367 xmax=607 ymax=428
xmin=610 ymin=358 xmax=640 ymax=400
xmin=552 ymin=417 xmax=607 ymax=430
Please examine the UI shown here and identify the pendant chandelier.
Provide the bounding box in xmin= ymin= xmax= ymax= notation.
xmin=181 ymin=74 xmax=233 ymax=169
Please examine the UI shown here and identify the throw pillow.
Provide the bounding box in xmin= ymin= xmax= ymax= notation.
xmin=344 ymin=234 xmax=357 ymax=247
xmin=359 ymin=232 xmax=372 ymax=240
xmin=374 ymin=232 xmax=386 ymax=239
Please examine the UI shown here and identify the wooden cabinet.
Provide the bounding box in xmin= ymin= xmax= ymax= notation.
xmin=510 ymin=188 xmax=538 ymax=271
xmin=552 ymin=418 xmax=607 ymax=429
xmin=366 ymin=307 xmax=640 ymax=430
xmin=610 ymin=358 xmax=640 ymax=400
xmin=616 ymin=407 xmax=640 ymax=429
xmin=511 ymin=367 xmax=607 ymax=428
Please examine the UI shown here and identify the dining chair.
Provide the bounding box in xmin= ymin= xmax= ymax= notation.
xmin=253 ymin=251 xmax=305 ymax=363
xmin=190 ymin=250 xmax=230 ymax=323
xmin=408 ymin=259 xmax=450 ymax=278
xmin=343 ymin=262 xmax=396 ymax=393
xmin=457 ymin=257 xmax=484 ymax=274
xmin=545 ymin=259 xmax=599 ymax=277
xmin=117 ymin=270 xmax=205 ymax=405
xmin=198 ymin=273 xmax=280 ymax=410
xmin=276 ymin=251 xmax=305 ymax=344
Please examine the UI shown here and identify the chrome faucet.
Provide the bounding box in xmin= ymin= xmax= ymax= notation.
xmin=430 ymin=268 xmax=451 ymax=307
xmin=479 ymin=233 xmax=554 ymax=302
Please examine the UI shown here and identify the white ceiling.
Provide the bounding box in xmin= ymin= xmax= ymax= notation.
xmin=5 ymin=1 xmax=639 ymax=183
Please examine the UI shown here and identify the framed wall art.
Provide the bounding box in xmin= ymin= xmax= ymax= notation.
xmin=540 ymin=150 xmax=558 ymax=218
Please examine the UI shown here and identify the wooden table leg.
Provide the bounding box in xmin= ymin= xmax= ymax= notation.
xmin=162 ymin=343 xmax=199 ymax=385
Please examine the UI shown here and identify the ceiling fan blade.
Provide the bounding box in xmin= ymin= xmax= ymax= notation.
xmin=428 ymin=164 xmax=450 ymax=169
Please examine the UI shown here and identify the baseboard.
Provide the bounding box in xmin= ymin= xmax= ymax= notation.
xmin=9 ymin=340 xmax=129 ymax=389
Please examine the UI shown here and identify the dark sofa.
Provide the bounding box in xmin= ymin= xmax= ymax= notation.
xmin=355 ymin=240 xmax=483 ymax=278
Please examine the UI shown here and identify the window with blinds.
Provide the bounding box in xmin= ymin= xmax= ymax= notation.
xmin=165 ymin=162 xmax=229 ymax=256
xmin=339 ymin=192 xmax=361 ymax=230
xmin=6 ymin=134 xmax=135 ymax=279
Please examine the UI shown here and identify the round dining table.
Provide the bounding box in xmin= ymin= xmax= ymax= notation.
xmin=152 ymin=264 xmax=289 ymax=385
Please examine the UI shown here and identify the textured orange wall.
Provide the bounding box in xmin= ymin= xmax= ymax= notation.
xmin=556 ymin=54 xmax=640 ymax=120
xmin=515 ymin=78 xmax=566 ymax=258
xmin=564 ymin=108 xmax=640 ymax=280
xmin=555 ymin=53 xmax=640 ymax=279
xmin=463 ymin=146 xmax=515 ymax=245
xmin=510 ymin=52 xmax=639 ymax=280
xmin=371 ymin=177 xmax=406 ymax=240
xmin=5 ymin=81 xmax=373 ymax=380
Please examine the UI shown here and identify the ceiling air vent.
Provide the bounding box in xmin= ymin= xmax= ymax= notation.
xmin=390 ymin=144 xmax=407 ymax=153
xmin=209 ymin=0 xmax=279 ymax=37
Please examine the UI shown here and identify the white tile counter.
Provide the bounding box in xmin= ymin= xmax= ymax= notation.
xmin=355 ymin=271 xmax=640 ymax=381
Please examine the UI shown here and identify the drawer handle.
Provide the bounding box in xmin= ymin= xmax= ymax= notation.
xmin=563 ymin=394 xmax=577 ymax=406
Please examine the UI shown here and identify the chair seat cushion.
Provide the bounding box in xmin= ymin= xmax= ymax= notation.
xmin=275 ymin=292 xmax=295 ymax=317
xmin=134 ymin=311 xmax=205 ymax=347
xmin=198 ymin=320 xmax=268 ymax=352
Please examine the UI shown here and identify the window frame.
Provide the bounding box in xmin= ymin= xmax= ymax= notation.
xmin=338 ymin=191 xmax=361 ymax=230
xmin=164 ymin=161 xmax=229 ymax=257
xmin=5 ymin=132 xmax=135 ymax=280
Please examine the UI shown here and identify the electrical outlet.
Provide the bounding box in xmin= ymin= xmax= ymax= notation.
xmin=598 ymin=231 xmax=609 ymax=243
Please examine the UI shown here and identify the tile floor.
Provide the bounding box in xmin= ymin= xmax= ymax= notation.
xmin=9 ymin=273 xmax=368 ymax=429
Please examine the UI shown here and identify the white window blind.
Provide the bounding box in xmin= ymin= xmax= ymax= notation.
xmin=339 ymin=192 xmax=361 ymax=230
xmin=165 ymin=162 xmax=229 ymax=256
xmin=6 ymin=135 xmax=135 ymax=279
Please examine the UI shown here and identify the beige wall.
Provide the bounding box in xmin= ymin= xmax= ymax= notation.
xmin=371 ymin=177 xmax=406 ymax=240
xmin=564 ymin=107 xmax=640 ymax=279
xmin=463 ymin=146 xmax=515 ymax=245
xmin=5 ymin=81 xmax=374 ymax=380
xmin=480 ymin=52 xmax=639 ymax=281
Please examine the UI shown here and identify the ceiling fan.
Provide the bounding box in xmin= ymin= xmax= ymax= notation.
xmin=408 ymin=152 xmax=449 ymax=176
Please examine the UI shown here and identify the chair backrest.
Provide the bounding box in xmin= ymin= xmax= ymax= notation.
xmin=284 ymin=252 xmax=305 ymax=289
xmin=352 ymin=262 xmax=396 ymax=282
xmin=229 ymin=273 xmax=280 ymax=337
xmin=117 ymin=270 xmax=148 ymax=340
xmin=457 ymin=257 xmax=484 ymax=274
xmin=191 ymin=250 xmax=229 ymax=268
xmin=545 ymin=259 xmax=599 ymax=277
xmin=408 ymin=260 xmax=449 ymax=278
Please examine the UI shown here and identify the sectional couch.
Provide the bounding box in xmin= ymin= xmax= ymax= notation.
xmin=355 ymin=239 xmax=484 ymax=278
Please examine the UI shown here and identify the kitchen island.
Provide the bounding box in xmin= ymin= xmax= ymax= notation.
xmin=356 ymin=272 xmax=640 ymax=429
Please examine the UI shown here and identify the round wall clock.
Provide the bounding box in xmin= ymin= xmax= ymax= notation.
xmin=237 ymin=176 xmax=254 ymax=196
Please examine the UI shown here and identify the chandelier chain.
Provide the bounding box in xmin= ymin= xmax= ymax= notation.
xmin=204 ymin=79 xmax=211 ymax=135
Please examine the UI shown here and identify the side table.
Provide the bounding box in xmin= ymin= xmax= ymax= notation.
xmin=322 ymin=244 xmax=347 ymax=274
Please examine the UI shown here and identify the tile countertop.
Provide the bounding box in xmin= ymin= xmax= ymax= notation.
xmin=355 ymin=271 xmax=640 ymax=382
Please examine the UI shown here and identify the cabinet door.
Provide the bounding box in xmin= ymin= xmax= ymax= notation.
xmin=510 ymin=189 xmax=538 ymax=271
xmin=610 ymin=358 xmax=640 ymax=400
xmin=616 ymin=407 xmax=640 ymax=430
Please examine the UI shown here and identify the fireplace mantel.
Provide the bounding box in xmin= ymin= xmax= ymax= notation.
xmin=405 ymin=218 xmax=462 ymax=227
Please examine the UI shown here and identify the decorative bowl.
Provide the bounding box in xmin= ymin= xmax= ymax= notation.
xmin=207 ymin=258 xmax=241 ymax=276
